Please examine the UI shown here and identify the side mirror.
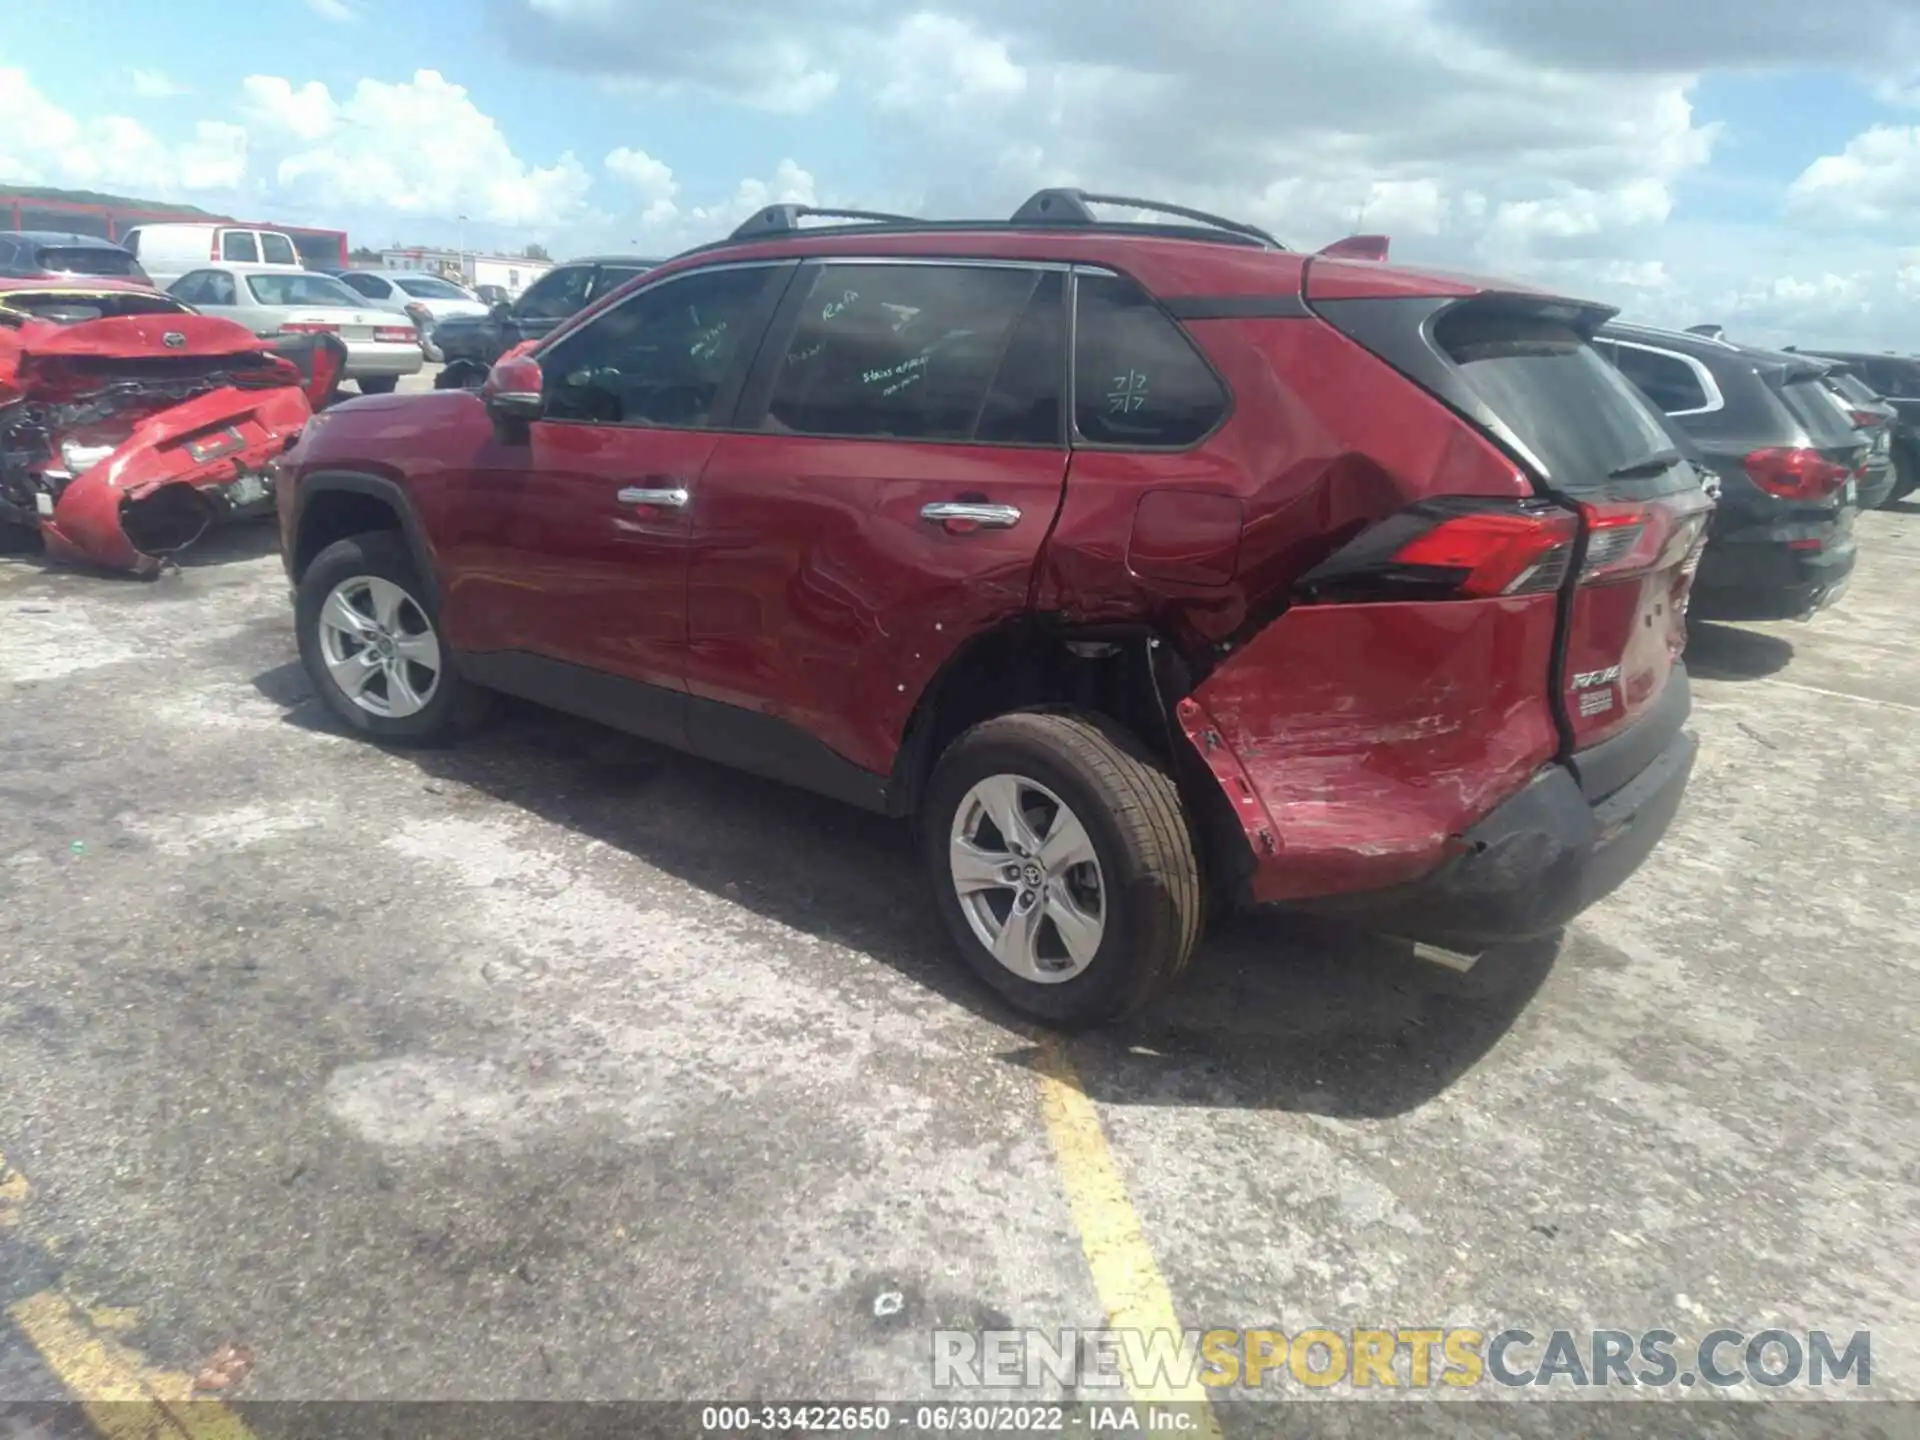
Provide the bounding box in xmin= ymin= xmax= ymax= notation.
xmin=490 ymin=300 xmax=514 ymax=324
xmin=482 ymin=355 xmax=544 ymax=433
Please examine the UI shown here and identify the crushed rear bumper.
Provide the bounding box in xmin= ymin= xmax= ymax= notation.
xmin=1283 ymin=730 xmax=1696 ymax=948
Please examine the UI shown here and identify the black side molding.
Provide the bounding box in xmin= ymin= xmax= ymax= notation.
xmin=456 ymin=650 xmax=895 ymax=815
xmin=1163 ymin=294 xmax=1312 ymax=321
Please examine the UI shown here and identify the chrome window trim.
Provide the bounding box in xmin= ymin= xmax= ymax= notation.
xmin=1609 ymin=338 xmax=1726 ymax=417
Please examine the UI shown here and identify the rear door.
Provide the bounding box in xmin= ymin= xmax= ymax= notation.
xmin=1429 ymin=306 xmax=1714 ymax=762
xmin=688 ymin=259 xmax=1070 ymax=785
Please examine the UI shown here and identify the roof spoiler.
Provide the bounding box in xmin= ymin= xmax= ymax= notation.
xmin=1316 ymin=234 xmax=1391 ymax=262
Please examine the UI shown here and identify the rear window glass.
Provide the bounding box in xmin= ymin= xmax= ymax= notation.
xmin=0 ymin=291 xmax=189 ymax=324
xmin=1777 ymin=376 xmax=1859 ymax=445
xmin=394 ymin=275 xmax=471 ymax=299
xmin=246 ymin=273 xmax=365 ymax=307
xmin=34 ymin=246 xmax=139 ymax=277
xmin=1437 ymin=311 xmax=1675 ymax=491
xmin=260 ymin=233 xmax=298 ymax=265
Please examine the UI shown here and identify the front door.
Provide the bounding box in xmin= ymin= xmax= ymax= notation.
xmin=688 ymin=261 xmax=1070 ymax=788
xmin=452 ymin=260 xmax=790 ymax=742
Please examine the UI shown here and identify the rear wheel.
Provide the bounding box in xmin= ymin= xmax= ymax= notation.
xmin=295 ymin=530 xmax=489 ymax=743
xmin=356 ymin=375 xmax=399 ymax=396
xmin=923 ymin=711 xmax=1202 ymax=1028
xmin=1888 ymin=444 xmax=1919 ymax=504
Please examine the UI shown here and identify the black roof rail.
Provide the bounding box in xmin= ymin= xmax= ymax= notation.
xmin=1010 ymin=188 xmax=1284 ymax=249
xmin=729 ymin=204 xmax=921 ymax=241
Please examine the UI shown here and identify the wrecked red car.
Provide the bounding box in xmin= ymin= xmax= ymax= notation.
xmin=0 ymin=279 xmax=343 ymax=575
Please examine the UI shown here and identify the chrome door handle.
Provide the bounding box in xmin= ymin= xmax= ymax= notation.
xmin=920 ymin=501 xmax=1021 ymax=529
xmin=617 ymin=486 xmax=689 ymax=508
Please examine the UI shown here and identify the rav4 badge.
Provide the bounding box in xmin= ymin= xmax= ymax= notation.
xmin=1571 ymin=665 xmax=1623 ymax=691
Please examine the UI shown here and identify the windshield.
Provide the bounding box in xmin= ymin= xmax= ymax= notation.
xmin=246 ymin=273 xmax=366 ymax=308
xmin=35 ymin=246 xmax=140 ymax=278
xmin=1438 ymin=310 xmax=1678 ymax=492
xmin=394 ymin=275 xmax=474 ymax=300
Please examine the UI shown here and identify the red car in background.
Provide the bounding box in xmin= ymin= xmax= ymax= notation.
xmin=0 ymin=278 xmax=342 ymax=574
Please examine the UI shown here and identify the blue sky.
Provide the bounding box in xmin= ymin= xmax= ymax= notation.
xmin=4 ymin=0 xmax=1919 ymax=346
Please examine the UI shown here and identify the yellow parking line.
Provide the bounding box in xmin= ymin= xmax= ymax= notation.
xmin=9 ymin=1290 xmax=257 ymax=1440
xmin=1036 ymin=1040 xmax=1223 ymax=1434
xmin=1 ymin=1146 xmax=256 ymax=1440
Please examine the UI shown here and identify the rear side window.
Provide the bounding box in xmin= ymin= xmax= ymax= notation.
xmin=339 ymin=273 xmax=388 ymax=298
xmin=764 ymin=262 xmax=1052 ymax=443
xmin=221 ymin=231 xmax=259 ymax=262
xmin=1866 ymin=360 xmax=1920 ymax=398
xmin=1437 ymin=310 xmax=1674 ymax=492
xmin=1073 ymin=273 xmax=1227 ymax=447
xmin=260 ymin=233 xmax=297 ymax=265
xmin=35 ymin=246 xmax=139 ymax=277
xmin=1607 ymin=343 xmax=1712 ymax=414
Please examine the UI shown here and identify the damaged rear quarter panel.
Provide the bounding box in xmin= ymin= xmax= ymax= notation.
xmin=1180 ymin=594 xmax=1561 ymax=902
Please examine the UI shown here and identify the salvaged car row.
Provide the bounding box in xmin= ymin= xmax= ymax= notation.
xmin=2 ymin=194 xmax=1910 ymax=1026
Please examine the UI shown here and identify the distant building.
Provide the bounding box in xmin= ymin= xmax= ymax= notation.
xmin=376 ymin=247 xmax=553 ymax=299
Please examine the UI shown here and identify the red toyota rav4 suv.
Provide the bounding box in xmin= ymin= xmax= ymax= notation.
xmin=277 ymin=190 xmax=1709 ymax=1027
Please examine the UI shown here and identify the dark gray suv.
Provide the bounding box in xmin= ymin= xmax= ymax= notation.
xmin=1596 ymin=321 xmax=1865 ymax=622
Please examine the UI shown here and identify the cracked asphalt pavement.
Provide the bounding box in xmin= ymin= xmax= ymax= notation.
xmin=0 ymin=486 xmax=1916 ymax=1435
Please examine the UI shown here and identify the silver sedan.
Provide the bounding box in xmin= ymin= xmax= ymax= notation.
xmin=165 ymin=265 xmax=425 ymax=394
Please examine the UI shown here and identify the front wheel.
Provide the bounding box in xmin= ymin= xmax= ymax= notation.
xmin=355 ymin=375 xmax=400 ymax=396
xmin=294 ymin=530 xmax=489 ymax=743
xmin=923 ymin=711 xmax=1203 ymax=1028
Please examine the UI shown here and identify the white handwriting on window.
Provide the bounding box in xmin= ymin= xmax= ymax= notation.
xmin=1107 ymin=370 xmax=1149 ymax=414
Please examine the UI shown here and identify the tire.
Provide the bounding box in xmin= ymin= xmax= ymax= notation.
xmin=356 ymin=375 xmax=399 ymax=395
xmin=294 ymin=530 xmax=490 ymax=744
xmin=923 ymin=710 xmax=1203 ymax=1028
xmin=1888 ymin=444 xmax=1919 ymax=504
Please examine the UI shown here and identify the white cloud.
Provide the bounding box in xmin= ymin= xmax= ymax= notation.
xmin=305 ymin=0 xmax=361 ymax=22
xmin=0 ymin=64 xmax=200 ymax=193
xmin=1787 ymin=125 xmax=1920 ymax=227
xmin=604 ymin=146 xmax=680 ymax=224
xmin=240 ymin=69 xmax=593 ymax=228
xmin=130 ymin=68 xmax=189 ymax=99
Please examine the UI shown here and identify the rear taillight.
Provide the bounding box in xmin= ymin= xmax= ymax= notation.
xmin=1578 ymin=500 xmax=1709 ymax=585
xmin=1300 ymin=495 xmax=1714 ymax=606
xmin=403 ymin=302 xmax=432 ymax=326
xmin=374 ymin=325 xmax=417 ymax=343
xmin=1847 ymin=409 xmax=1878 ymax=428
xmin=278 ymin=322 xmax=340 ymax=336
xmin=1744 ymin=447 xmax=1851 ymax=501
xmin=1297 ymin=499 xmax=1577 ymax=603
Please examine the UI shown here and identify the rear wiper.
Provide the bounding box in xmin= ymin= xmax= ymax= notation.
xmin=1607 ymin=449 xmax=1681 ymax=480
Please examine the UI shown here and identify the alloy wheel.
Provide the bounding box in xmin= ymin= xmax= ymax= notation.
xmin=316 ymin=574 xmax=442 ymax=719
xmin=949 ymin=773 xmax=1106 ymax=984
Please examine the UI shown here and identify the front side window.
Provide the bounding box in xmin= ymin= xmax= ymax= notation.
xmin=539 ymin=265 xmax=774 ymax=428
xmin=1609 ymin=343 xmax=1711 ymax=414
xmin=260 ymin=233 xmax=298 ymax=265
xmin=765 ymin=262 xmax=1052 ymax=442
xmin=1073 ymin=272 xmax=1228 ymax=447
xmin=221 ymin=231 xmax=260 ymax=263
xmin=246 ymin=273 xmax=365 ymax=307
xmin=515 ymin=266 xmax=595 ymax=321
